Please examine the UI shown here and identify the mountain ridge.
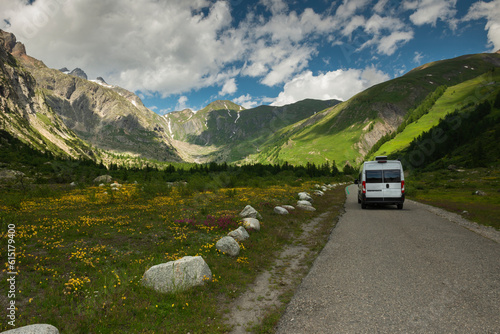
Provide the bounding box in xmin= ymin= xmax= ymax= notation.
xmin=1 ymin=29 xmax=182 ymax=163
xmin=1 ymin=29 xmax=499 ymax=168
xmin=245 ymin=52 xmax=500 ymax=167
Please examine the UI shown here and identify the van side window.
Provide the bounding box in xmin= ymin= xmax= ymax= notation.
xmin=366 ymin=170 xmax=382 ymax=183
xmin=383 ymin=170 xmax=401 ymax=183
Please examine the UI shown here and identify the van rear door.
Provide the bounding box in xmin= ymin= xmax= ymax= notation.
xmin=383 ymin=169 xmax=402 ymax=199
xmin=365 ymin=169 xmax=384 ymax=200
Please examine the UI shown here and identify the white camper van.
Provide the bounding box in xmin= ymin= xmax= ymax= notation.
xmin=355 ymin=156 xmax=405 ymax=210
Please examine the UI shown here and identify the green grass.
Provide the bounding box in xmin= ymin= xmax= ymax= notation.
xmin=0 ymin=179 xmax=346 ymax=333
xmin=36 ymin=113 xmax=53 ymax=127
xmin=275 ymin=124 xmax=364 ymax=167
xmin=407 ymin=167 xmax=500 ymax=230
xmin=374 ymin=71 xmax=500 ymax=157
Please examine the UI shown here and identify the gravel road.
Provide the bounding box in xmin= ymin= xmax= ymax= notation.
xmin=275 ymin=185 xmax=500 ymax=333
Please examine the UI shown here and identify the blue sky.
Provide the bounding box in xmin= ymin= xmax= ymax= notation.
xmin=1 ymin=0 xmax=499 ymax=113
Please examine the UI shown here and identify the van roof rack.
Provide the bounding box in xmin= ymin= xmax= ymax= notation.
xmin=375 ymin=156 xmax=387 ymax=161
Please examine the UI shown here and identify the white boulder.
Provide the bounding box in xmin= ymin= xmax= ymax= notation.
xmin=93 ymin=175 xmax=112 ymax=183
xmin=274 ymin=206 xmax=289 ymax=215
xmin=297 ymin=204 xmax=316 ymax=211
xmin=239 ymin=205 xmax=263 ymax=220
xmin=297 ymin=200 xmax=312 ymax=206
xmin=242 ymin=217 xmax=261 ymax=231
xmin=314 ymin=190 xmax=325 ymax=196
xmin=228 ymin=226 xmax=250 ymax=242
xmin=141 ymin=256 xmax=212 ymax=293
xmin=216 ymin=236 xmax=240 ymax=256
xmin=282 ymin=205 xmax=295 ymax=211
xmin=0 ymin=324 xmax=59 ymax=334
xmin=298 ymin=192 xmax=313 ymax=202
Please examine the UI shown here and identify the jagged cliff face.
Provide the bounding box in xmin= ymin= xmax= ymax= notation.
xmin=0 ymin=29 xmax=181 ymax=162
xmin=0 ymin=30 xmax=96 ymax=159
xmin=29 ymin=64 xmax=179 ymax=161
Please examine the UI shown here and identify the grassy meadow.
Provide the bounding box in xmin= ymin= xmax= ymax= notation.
xmin=0 ymin=178 xmax=346 ymax=333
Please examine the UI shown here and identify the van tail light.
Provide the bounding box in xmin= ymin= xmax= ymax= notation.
xmin=401 ymin=180 xmax=405 ymax=194
xmin=362 ymin=181 xmax=366 ymax=194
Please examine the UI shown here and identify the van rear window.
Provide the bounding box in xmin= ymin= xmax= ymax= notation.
xmin=384 ymin=170 xmax=401 ymax=182
xmin=366 ymin=170 xmax=382 ymax=183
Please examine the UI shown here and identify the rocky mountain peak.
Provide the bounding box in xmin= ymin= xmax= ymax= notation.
xmin=0 ymin=29 xmax=17 ymax=52
xmin=205 ymin=100 xmax=244 ymax=112
xmin=96 ymin=77 xmax=108 ymax=84
xmin=0 ymin=29 xmax=26 ymax=57
xmin=69 ymin=68 xmax=88 ymax=80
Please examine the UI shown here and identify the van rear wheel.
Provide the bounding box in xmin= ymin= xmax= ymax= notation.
xmin=397 ymin=204 xmax=403 ymax=210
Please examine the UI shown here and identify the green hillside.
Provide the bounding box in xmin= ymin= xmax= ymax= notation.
xmin=370 ymin=69 xmax=500 ymax=158
xmin=393 ymin=91 xmax=500 ymax=169
xmin=247 ymin=52 xmax=500 ymax=168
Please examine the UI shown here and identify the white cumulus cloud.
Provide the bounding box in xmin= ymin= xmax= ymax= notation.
xmin=271 ymin=66 xmax=390 ymax=106
xmin=404 ymin=0 xmax=457 ymax=27
xmin=463 ymin=0 xmax=500 ymax=52
xmin=0 ymin=0 xmax=239 ymax=96
xmin=233 ymin=94 xmax=259 ymax=109
xmin=176 ymin=96 xmax=189 ymax=111
xmin=219 ymin=78 xmax=238 ymax=96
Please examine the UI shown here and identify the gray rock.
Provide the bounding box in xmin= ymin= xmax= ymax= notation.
xmin=93 ymin=175 xmax=112 ymax=183
xmin=473 ymin=190 xmax=486 ymax=196
xmin=313 ymin=190 xmax=325 ymax=196
xmin=0 ymin=169 xmax=25 ymax=181
xmin=239 ymin=205 xmax=263 ymax=220
xmin=0 ymin=324 xmax=59 ymax=334
xmin=297 ymin=200 xmax=313 ymax=206
xmin=297 ymin=204 xmax=316 ymax=211
xmin=216 ymin=236 xmax=240 ymax=256
xmin=242 ymin=217 xmax=261 ymax=231
xmin=228 ymin=226 xmax=250 ymax=242
xmin=141 ymin=256 xmax=211 ymax=293
xmin=274 ymin=206 xmax=289 ymax=215
xmin=298 ymin=192 xmax=313 ymax=202
xmin=282 ymin=205 xmax=295 ymax=211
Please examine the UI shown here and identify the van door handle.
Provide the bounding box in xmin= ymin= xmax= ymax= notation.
xmin=386 ymin=184 xmax=389 ymax=188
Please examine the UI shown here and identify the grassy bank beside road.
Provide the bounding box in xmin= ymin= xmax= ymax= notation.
xmin=407 ymin=167 xmax=500 ymax=230
xmin=0 ymin=179 xmax=345 ymax=333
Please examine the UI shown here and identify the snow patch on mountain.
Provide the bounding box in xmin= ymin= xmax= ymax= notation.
xmin=90 ymin=79 xmax=114 ymax=89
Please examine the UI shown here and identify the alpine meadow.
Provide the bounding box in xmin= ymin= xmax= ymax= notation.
xmin=1 ymin=4 xmax=500 ymax=332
